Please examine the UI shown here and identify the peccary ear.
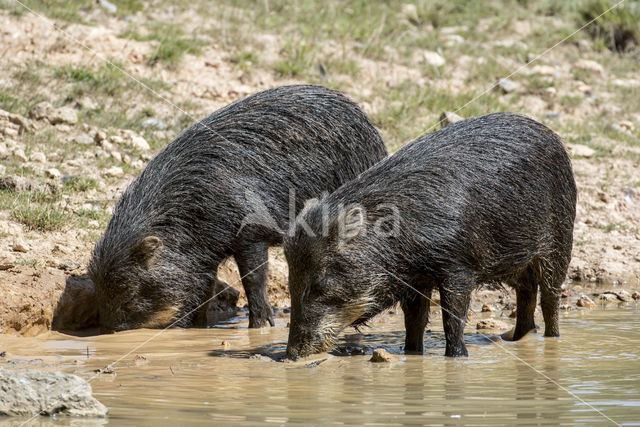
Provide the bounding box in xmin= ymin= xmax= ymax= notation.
xmin=132 ymin=235 xmax=163 ymax=266
xmin=339 ymin=207 xmax=364 ymax=243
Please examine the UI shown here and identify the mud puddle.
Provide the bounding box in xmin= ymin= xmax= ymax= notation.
xmin=1 ymin=307 xmax=639 ymax=425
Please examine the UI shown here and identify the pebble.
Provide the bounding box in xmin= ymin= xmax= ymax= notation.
xmin=13 ymin=149 xmax=28 ymax=163
xmin=51 ymin=107 xmax=78 ymax=125
xmin=481 ymin=304 xmax=494 ymax=312
xmin=130 ymin=135 xmax=150 ymax=151
xmin=30 ymin=151 xmax=46 ymax=163
xmin=76 ymin=96 xmax=98 ymax=110
xmin=439 ymin=111 xmax=464 ymax=127
xmin=497 ymin=78 xmax=519 ymax=93
xmin=476 ymin=318 xmax=510 ymax=331
xmin=11 ymin=239 xmax=29 ymax=253
xmin=45 ymin=168 xmax=61 ymax=179
xmin=604 ymin=290 xmax=632 ymax=302
xmin=529 ymin=65 xmax=556 ymax=76
xmin=566 ymin=143 xmax=595 ymax=158
xmin=618 ymin=120 xmax=635 ymax=132
xmin=0 ymin=143 xmax=9 ymax=159
xmin=110 ymin=151 xmax=122 ymax=162
xmin=370 ymin=348 xmax=395 ymax=363
xmin=632 ymin=292 xmax=640 ymax=301
xmin=104 ymin=166 xmax=124 ymax=177
xmin=574 ymin=59 xmax=604 ymax=75
xmin=401 ymin=3 xmax=419 ymax=24
xmin=94 ymin=130 xmax=107 ymax=143
xmin=88 ymin=220 xmax=100 ymax=228
xmin=423 ymin=51 xmax=445 ymax=67
xmin=141 ymin=117 xmax=166 ymax=130
xmin=576 ymin=295 xmax=596 ymax=308
xmin=74 ymin=133 xmax=94 ymax=145
xmin=132 ymin=160 xmax=144 ymax=169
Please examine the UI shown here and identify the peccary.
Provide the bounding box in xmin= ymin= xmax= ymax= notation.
xmin=88 ymin=85 xmax=387 ymax=332
xmin=285 ymin=113 xmax=576 ymax=358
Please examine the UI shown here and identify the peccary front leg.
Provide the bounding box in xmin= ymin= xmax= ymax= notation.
xmin=512 ymin=268 xmax=538 ymax=341
xmin=439 ymin=275 xmax=473 ymax=357
xmin=400 ymin=289 xmax=431 ymax=354
xmin=235 ymin=242 xmax=275 ymax=328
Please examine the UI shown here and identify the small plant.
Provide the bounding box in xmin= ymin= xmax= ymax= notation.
xmin=63 ymin=177 xmax=99 ymax=193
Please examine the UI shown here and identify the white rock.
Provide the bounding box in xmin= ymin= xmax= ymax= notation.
xmin=529 ymin=65 xmax=556 ymax=76
xmin=30 ymin=151 xmax=46 ymax=163
xmin=423 ymin=51 xmax=445 ymax=67
xmin=74 ymin=134 xmax=94 ymax=145
xmin=129 ymin=135 xmax=150 ymax=151
xmin=51 ymin=107 xmax=78 ymax=125
xmin=88 ymin=220 xmax=100 ymax=228
xmin=13 ymin=149 xmax=28 ymax=163
xmin=574 ymin=59 xmax=604 ymax=75
xmin=566 ymin=143 xmax=595 ymax=158
xmin=497 ymin=78 xmax=519 ymax=93
xmin=439 ymin=111 xmax=464 ymax=127
xmin=11 ymin=239 xmax=29 ymax=253
xmin=0 ymin=143 xmax=9 ymax=159
xmin=110 ymin=150 xmax=122 ymax=162
xmin=104 ymin=166 xmax=124 ymax=177
xmin=401 ymin=3 xmax=419 ymax=23
xmin=45 ymin=168 xmax=61 ymax=179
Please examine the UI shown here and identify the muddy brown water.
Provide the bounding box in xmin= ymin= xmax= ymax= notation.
xmin=1 ymin=306 xmax=639 ymax=426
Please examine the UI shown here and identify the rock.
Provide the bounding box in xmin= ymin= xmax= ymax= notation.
xmin=73 ymin=133 xmax=94 ymax=145
xmin=401 ymin=3 xmax=420 ymax=24
xmin=0 ymin=367 xmax=107 ymax=417
xmin=566 ymin=143 xmax=595 ymax=158
xmin=29 ymin=151 xmax=46 ymax=163
xmin=439 ymin=111 xmax=464 ymax=127
xmin=52 ymin=275 xmax=99 ymax=331
xmin=476 ymin=318 xmax=510 ymax=331
xmin=76 ymin=96 xmax=98 ymax=110
xmin=370 ymin=348 xmax=395 ymax=363
xmin=45 ymin=168 xmax=61 ymax=179
xmin=132 ymin=159 xmax=144 ymax=169
xmin=249 ymin=354 xmax=274 ymax=362
xmin=481 ymin=304 xmax=494 ymax=312
xmin=604 ymin=290 xmax=632 ymax=302
xmin=11 ymin=239 xmax=29 ymax=253
xmin=104 ymin=166 xmax=124 ymax=177
xmin=497 ymin=78 xmax=519 ymax=93
xmin=123 ymin=154 xmax=131 ymax=164
xmin=88 ymin=220 xmax=100 ymax=228
xmin=29 ymin=102 xmax=78 ymax=125
xmin=560 ymin=303 xmax=573 ymax=311
xmin=28 ymin=102 xmax=54 ymax=121
xmin=618 ymin=120 xmax=635 ymax=132
xmin=141 ymin=117 xmax=166 ymax=130
xmin=129 ymin=135 xmax=150 ymax=151
xmin=574 ymin=59 xmax=604 ymax=75
xmin=110 ymin=135 xmax=124 ymax=144
xmin=632 ymin=292 xmax=640 ymax=301
xmin=545 ymin=111 xmax=561 ymax=120
xmin=0 ymin=143 xmax=9 ymax=159
xmin=0 ymin=109 xmax=33 ymax=133
xmin=576 ymin=295 xmax=596 ymax=308
xmin=423 ymin=51 xmax=445 ymax=67
xmin=529 ymin=65 xmax=556 ymax=76
xmin=13 ymin=148 xmax=28 ymax=163
xmin=99 ymin=0 xmax=117 ymax=13
xmin=94 ymin=130 xmax=107 ymax=143
xmin=110 ymin=150 xmax=122 ymax=162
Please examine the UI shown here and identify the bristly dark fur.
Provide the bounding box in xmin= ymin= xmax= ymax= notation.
xmin=285 ymin=113 xmax=577 ymax=359
xmin=88 ymin=84 xmax=387 ymax=331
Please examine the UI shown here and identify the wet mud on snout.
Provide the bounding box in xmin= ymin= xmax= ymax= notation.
xmin=1 ymin=293 xmax=639 ymax=426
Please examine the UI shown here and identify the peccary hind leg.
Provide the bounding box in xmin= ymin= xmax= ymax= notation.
xmin=235 ymin=242 xmax=275 ymax=328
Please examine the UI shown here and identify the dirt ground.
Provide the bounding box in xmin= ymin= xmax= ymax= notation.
xmin=0 ymin=3 xmax=639 ymax=336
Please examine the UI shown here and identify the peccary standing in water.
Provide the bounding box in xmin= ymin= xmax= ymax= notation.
xmin=285 ymin=113 xmax=576 ymax=358
xmin=89 ymin=85 xmax=387 ymax=332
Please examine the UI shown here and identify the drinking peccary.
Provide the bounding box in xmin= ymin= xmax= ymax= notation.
xmin=88 ymin=85 xmax=387 ymax=332
xmin=285 ymin=113 xmax=576 ymax=358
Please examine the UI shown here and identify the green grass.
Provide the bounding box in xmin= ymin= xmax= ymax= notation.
xmin=0 ymin=190 xmax=69 ymax=232
xmin=1 ymin=0 xmax=143 ymax=22
xmin=120 ymin=23 xmax=206 ymax=67
xmin=63 ymin=177 xmax=99 ymax=193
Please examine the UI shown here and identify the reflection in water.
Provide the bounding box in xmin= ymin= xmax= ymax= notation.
xmin=0 ymin=308 xmax=638 ymax=425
